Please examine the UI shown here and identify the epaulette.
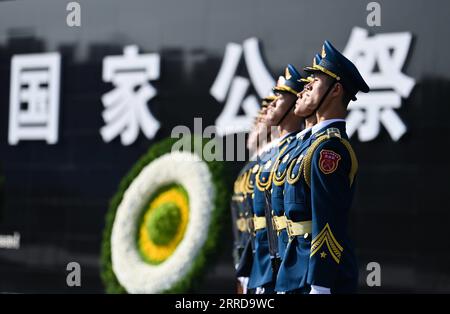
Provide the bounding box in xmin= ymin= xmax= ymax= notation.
xmin=255 ymin=158 xmax=274 ymax=191
xmin=271 ymin=144 xmax=291 ymax=187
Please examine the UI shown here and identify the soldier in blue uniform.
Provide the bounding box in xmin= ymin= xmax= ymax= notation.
xmin=275 ymin=41 xmax=369 ymax=294
xmin=246 ymin=95 xmax=276 ymax=158
xmin=234 ymin=94 xmax=277 ymax=294
xmin=247 ymin=65 xmax=306 ymax=294
xmin=271 ymin=58 xmax=319 ymax=262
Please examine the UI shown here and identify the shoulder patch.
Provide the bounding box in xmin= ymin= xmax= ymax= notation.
xmin=318 ymin=149 xmax=341 ymax=174
xmin=326 ymin=127 xmax=341 ymax=138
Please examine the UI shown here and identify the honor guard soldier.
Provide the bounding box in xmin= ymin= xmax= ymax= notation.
xmin=247 ymin=65 xmax=306 ymax=294
xmin=270 ymin=59 xmax=320 ymax=263
xmin=275 ymin=41 xmax=369 ymax=294
xmin=234 ymin=95 xmax=276 ymax=294
xmin=247 ymin=95 xmax=277 ymax=157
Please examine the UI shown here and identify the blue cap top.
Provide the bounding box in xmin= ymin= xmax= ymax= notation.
xmin=273 ymin=64 xmax=306 ymax=96
xmin=261 ymin=95 xmax=276 ymax=107
xmin=304 ymin=40 xmax=369 ymax=100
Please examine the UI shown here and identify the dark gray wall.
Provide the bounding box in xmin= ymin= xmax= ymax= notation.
xmin=0 ymin=0 xmax=449 ymax=293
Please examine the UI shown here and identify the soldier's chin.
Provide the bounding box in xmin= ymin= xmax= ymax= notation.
xmin=266 ymin=113 xmax=275 ymax=123
xmin=293 ymin=105 xmax=303 ymax=117
xmin=266 ymin=117 xmax=276 ymax=126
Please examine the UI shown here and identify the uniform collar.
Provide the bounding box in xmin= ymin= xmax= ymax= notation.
xmin=278 ymin=131 xmax=296 ymax=146
xmin=296 ymin=127 xmax=312 ymax=140
xmin=258 ymin=138 xmax=279 ymax=155
xmin=312 ymin=119 xmax=346 ymax=135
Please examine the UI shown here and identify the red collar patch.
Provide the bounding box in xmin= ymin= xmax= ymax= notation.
xmin=318 ymin=149 xmax=341 ymax=174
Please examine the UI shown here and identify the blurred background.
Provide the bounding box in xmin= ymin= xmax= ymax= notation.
xmin=0 ymin=0 xmax=449 ymax=293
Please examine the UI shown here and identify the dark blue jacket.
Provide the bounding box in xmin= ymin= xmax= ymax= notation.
xmin=271 ymin=130 xmax=311 ymax=260
xmin=247 ymin=134 xmax=295 ymax=289
xmin=234 ymin=159 xmax=257 ymax=277
xmin=275 ymin=121 xmax=358 ymax=293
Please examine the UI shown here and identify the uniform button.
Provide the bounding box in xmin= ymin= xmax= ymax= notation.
xmin=304 ymin=233 xmax=309 ymax=239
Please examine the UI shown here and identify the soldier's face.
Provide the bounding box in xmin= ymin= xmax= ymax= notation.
xmin=294 ymin=87 xmax=314 ymax=117
xmin=260 ymin=106 xmax=268 ymax=117
xmin=259 ymin=106 xmax=270 ymax=126
xmin=296 ymin=72 xmax=332 ymax=115
xmin=266 ymin=92 xmax=296 ymax=125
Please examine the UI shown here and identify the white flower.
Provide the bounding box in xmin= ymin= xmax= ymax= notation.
xmin=110 ymin=151 xmax=214 ymax=293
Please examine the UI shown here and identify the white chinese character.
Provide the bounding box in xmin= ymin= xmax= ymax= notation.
xmin=343 ymin=27 xmax=415 ymax=142
xmin=210 ymin=37 xmax=275 ymax=136
xmin=100 ymin=45 xmax=160 ymax=146
xmin=8 ymin=52 xmax=61 ymax=145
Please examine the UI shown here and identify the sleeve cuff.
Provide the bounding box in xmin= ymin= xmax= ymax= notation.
xmin=310 ymin=285 xmax=331 ymax=294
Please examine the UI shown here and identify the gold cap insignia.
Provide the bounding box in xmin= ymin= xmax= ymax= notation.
xmin=285 ymin=67 xmax=291 ymax=80
xmin=276 ymin=76 xmax=286 ymax=87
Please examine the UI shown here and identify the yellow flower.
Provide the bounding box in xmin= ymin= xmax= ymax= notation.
xmin=138 ymin=186 xmax=189 ymax=263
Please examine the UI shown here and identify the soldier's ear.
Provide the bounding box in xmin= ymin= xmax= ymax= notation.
xmin=330 ymin=81 xmax=343 ymax=98
xmin=336 ymin=83 xmax=352 ymax=107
